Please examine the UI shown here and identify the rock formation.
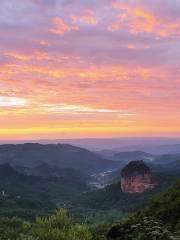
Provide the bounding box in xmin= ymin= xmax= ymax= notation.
xmin=121 ymin=161 xmax=156 ymax=193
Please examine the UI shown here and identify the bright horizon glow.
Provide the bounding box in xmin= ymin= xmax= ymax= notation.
xmin=0 ymin=0 xmax=180 ymax=139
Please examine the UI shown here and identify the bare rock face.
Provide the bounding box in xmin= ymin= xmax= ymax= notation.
xmin=121 ymin=161 xmax=156 ymax=194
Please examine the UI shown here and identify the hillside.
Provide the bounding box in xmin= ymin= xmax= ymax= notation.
xmin=18 ymin=163 xmax=88 ymax=184
xmin=73 ymin=183 xmax=158 ymax=213
xmin=114 ymin=151 xmax=155 ymax=162
xmin=106 ymin=181 xmax=180 ymax=240
xmin=0 ymin=143 xmax=120 ymax=174
xmin=72 ymin=164 xmax=180 ymax=226
xmin=144 ymin=180 xmax=180 ymax=226
xmin=0 ymin=163 xmax=88 ymax=219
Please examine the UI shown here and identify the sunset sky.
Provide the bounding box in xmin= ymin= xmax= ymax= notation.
xmin=1 ymin=0 xmax=180 ymax=140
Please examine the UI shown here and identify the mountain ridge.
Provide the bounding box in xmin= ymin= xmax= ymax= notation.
xmin=0 ymin=143 xmax=121 ymax=174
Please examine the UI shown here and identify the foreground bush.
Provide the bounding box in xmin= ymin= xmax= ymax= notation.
xmin=0 ymin=209 xmax=92 ymax=240
xmin=35 ymin=209 xmax=92 ymax=240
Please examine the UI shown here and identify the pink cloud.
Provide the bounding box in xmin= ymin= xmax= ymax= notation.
xmin=72 ymin=9 xmax=98 ymax=26
xmin=50 ymin=17 xmax=78 ymax=35
xmin=108 ymin=2 xmax=180 ymax=37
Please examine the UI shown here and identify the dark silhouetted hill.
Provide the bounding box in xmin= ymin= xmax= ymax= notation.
xmin=0 ymin=143 xmax=120 ymax=174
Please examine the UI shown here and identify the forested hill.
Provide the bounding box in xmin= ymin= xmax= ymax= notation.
xmin=104 ymin=181 xmax=180 ymax=240
xmin=0 ymin=143 xmax=120 ymax=173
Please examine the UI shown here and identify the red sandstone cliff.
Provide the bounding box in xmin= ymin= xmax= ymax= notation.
xmin=121 ymin=161 xmax=156 ymax=194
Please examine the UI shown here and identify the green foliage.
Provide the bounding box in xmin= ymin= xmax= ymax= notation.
xmin=69 ymin=206 xmax=123 ymax=226
xmin=107 ymin=217 xmax=180 ymax=240
xmin=144 ymin=180 xmax=180 ymax=227
xmin=0 ymin=209 xmax=92 ymax=240
xmin=105 ymin=180 xmax=180 ymax=240
xmin=34 ymin=209 xmax=92 ymax=240
xmin=74 ymin=183 xmax=158 ymax=213
xmin=0 ymin=217 xmax=33 ymax=240
xmin=0 ymin=163 xmax=88 ymax=219
xmin=92 ymin=224 xmax=110 ymax=240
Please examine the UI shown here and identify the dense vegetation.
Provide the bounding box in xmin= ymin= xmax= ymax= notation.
xmin=94 ymin=181 xmax=180 ymax=239
xmin=1 ymin=181 xmax=180 ymax=240
xmin=0 ymin=163 xmax=88 ymax=219
xmin=73 ymin=183 xmax=157 ymax=212
xmin=0 ymin=209 xmax=92 ymax=240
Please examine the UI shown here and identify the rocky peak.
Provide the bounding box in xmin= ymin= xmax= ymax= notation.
xmin=121 ymin=161 xmax=156 ymax=194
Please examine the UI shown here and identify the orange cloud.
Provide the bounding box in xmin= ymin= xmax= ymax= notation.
xmin=4 ymin=50 xmax=65 ymax=63
xmin=109 ymin=3 xmax=180 ymax=37
xmin=50 ymin=17 xmax=78 ymax=35
xmin=133 ymin=8 xmax=156 ymax=33
xmin=2 ymin=64 xmax=165 ymax=82
xmin=5 ymin=53 xmax=29 ymax=61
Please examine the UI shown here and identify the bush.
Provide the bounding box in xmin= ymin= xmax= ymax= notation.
xmin=0 ymin=209 xmax=92 ymax=240
xmin=34 ymin=209 xmax=92 ymax=240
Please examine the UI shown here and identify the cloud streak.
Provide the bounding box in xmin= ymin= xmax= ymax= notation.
xmin=0 ymin=96 xmax=27 ymax=107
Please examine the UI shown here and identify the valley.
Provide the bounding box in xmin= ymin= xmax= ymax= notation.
xmin=0 ymin=143 xmax=179 ymax=223
xmin=89 ymin=170 xmax=115 ymax=189
xmin=0 ymin=142 xmax=179 ymax=239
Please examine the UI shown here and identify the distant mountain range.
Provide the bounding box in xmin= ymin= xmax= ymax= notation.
xmin=0 ymin=143 xmax=120 ymax=174
xmin=1 ymin=138 xmax=180 ymax=153
xmin=113 ymin=151 xmax=155 ymax=162
xmin=110 ymin=144 xmax=180 ymax=155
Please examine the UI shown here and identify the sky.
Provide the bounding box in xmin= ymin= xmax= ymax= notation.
xmin=0 ymin=0 xmax=180 ymax=140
